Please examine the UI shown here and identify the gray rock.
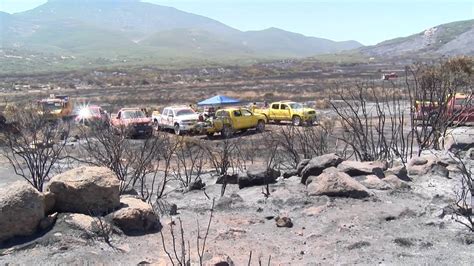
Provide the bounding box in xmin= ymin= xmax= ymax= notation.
xmin=360 ymin=175 xmax=392 ymax=190
xmin=296 ymin=159 xmax=311 ymax=175
xmin=443 ymin=131 xmax=474 ymax=151
xmin=43 ymin=191 xmax=56 ymax=215
xmin=188 ymin=179 xmax=206 ymax=191
xmin=207 ymin=254 xmax=235 ymax=266
xmin=283 ymin=169 xmax=299 ymax=179
xmin=431 ymin=163 xmax=450 ymax=178
xmin=301 ymin=154 xmax=344 ymax=184
xmin=107 ymin=195 xmax=161 ymax=235
xmin=238 ymin=167 xmax=280 ymax=189
xmin=39 ymin=213 xmax=58 ymax=231
xmin=56 ymin=213 xmax=115 ymax=239
xmin=215 ymin=194 xmax=244 ymax=210
xmin=384 ymin=166 xmax=410 ymax=181
xmin=409 ymin=157 xmax=429 ymax=166
xmin=465 ymin=148 xmax=474 ymax=160
xmin=337 ymin=160 xmax=387 ymax=178
xmin=216 ymin=173 xmax=239 ymax=184
xmin=0 ymin=181 xmax=45 ymax=242
xmin=383 ymin=175 xmax=411 ymax=189
xmin=307 ymin=171 xmax=370 ymax=199
xmin=275 ymin=216 xmax=293 ymax=228
xmin=46 ymin=166 xmax=121 ymax=215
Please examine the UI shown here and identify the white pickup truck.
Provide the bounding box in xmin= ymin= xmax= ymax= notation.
xmin=152 ymin=106 xmax=202 ymax=135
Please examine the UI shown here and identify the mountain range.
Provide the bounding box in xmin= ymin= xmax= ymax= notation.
xmin=0 ymin=0 xmax=362 ymax=59
xmin=0 ymin=0 xmax=472 ymax=73
xmin=360 ymin=19 xmax=474 ymax=57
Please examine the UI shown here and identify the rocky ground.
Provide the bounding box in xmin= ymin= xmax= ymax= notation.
xmin=1 ymin=141 xmax=473 ymax=265
xmin=0 ymin=126 xmax=472 ymax=265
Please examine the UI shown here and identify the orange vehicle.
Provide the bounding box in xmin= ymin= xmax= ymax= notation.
xmin=38 ymin=95 xmax=74 ymax=121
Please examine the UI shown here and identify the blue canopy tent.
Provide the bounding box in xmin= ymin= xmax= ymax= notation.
xmin=197 ymin=95 xmax=241 ymax=106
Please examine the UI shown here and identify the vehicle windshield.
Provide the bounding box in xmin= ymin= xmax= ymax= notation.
xmin=175 ymin=109 xmax=195 ymax=116
xmin=289 ymin=103 xmax=303 ymax=109
xmin=43 ymin=102 xmax=63 ymax=112
xmin=122 ymin=110 xmax=145 ymax=119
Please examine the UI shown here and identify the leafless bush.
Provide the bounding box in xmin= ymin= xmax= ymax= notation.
xmin=204 ymin=137 xmax=245 ymax=197
xmin=253 ymin=131 xmax=281 ymax=198
xmin=171 ymin=137 xmax=207 ymax=189
xmin=273 ymin=124 xmax=333 ymax=168
xmin=450 ymin=155 xmax=473 ymax=232
xmin=150 ymin=137 xmax=179 ymax=201
xmin=247 ymin=251 xmax=272 ymax=266
xmin=331 ymin=83 xmax=410 ymax=164
xmin=161 ymin=199 xmax=215 ymax=265
xmin=406 ymin=57 xmax=473 ymax=154
xmin=77 ymin=124 xmax=166 ymax=197
xmin=0 ymin=104 xmax=70 ymax=191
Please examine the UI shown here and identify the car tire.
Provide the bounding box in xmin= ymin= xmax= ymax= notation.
xmin=221 ymin=125 xmax=233 ymax=138
xmin=154 ymin=120 xmax=161 ymax=131
xmin=174 ymin=124 xmax=182 ymax=135
xmin=292 ymin=116 xmax=302 ymax=126
xmin=256 ymin=120 xmax=265 ymax=132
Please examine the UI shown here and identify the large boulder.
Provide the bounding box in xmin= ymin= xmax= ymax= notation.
xmin=46 ymin=166 xmax=120 ymax=214
xmin=307 ymin=171 xmax=370 ymax=199
xmin=300 ymin=154 xmax=343 ymax=184
xmin=407 ymin=156 xmax=450 ymax=178
xmin=56 ymin=213 xmax=115 ymax=239
xmin=107 ymin=195 xmax=161 ymax=235
xmin=337 ymin=160 xmax=387 ymax=178
xmin=216 ymin=173 xmax=240 ymax=185
xmin=383 ymin=175 xmax=411 ymax=189
xmin=238 ymin=167 xmax=280 ymax=189
xmin=384 ymin=166 xmax=410 ymax=181
xmin=0 ymin=181 xmax=45 ymax=242
xmin=359 ymin=175 xmax=392 ymax=190
xmin=296 ymin=159 xmax=310 ymax=175
xmin=442 ymin=128 xmax=474 ymax=151
xmin=407 ymin=156 xmax=437 ymax=176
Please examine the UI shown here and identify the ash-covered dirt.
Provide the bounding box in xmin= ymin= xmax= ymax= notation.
xmin=1 ymin=151 xmax=473 ymax=265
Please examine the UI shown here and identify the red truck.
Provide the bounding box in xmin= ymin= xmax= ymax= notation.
xmin=110 ymin=108 xmax=153 ymax=137
xmin=414 ymin=93 xmax=474 ymax=125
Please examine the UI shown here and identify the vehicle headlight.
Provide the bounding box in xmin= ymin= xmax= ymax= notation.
xmin=78 ymin=108 xmax=91 ymax=119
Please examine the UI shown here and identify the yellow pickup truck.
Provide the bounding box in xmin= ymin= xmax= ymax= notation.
xmin=253 ymin=101 xmax=317 ymax=126
xmin=207 ymin=107 xmax=266 ymax=138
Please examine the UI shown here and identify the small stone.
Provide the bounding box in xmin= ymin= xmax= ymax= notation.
xmin=275 ymin=216 xmax=293 ymax=228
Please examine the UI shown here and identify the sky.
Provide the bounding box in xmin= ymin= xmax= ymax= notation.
xmin=0 ymin=0 xmax=472 ymax=45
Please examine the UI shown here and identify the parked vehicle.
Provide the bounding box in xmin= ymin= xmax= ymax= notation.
xmin=207 ymin=107 xmax=266 ymax=138
xmin=253 ymin=101 xmax=317 ymax=126
xmin=414 ymin=93 xmax=473 ymax=125
xmin=38 ymin=95 xmax=74 ymax=121
xmin=382 ymin=72 xmax=398 ymax=80
xmin=153 ymin=106 xmax=203 ymax=135
xmin=110 ymin=108 xmax=153 ymax=137
xmin=75 ymin=105 xmax=108 ymax=125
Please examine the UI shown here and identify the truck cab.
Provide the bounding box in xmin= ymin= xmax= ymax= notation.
xmin=110 ymin=108 xmax=153 ymax=137
xmin=208 ymin=107 xmax=266 ymax=138
xmin=254 ymin=101 xmax=317 ymax=126
xmin=447 ymin=93 xmax=474 ymax=124
xmin=38 ymin=95 xmax=74 ymax=121
xmin=153 ymin=106 xmax=201 ymax=135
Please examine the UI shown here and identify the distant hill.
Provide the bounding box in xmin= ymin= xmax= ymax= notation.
xmin=360 ymin=20 xmax=474 ymax=57
xmin=242 ymin=28 xmax=362 ymax=57
xmin=0 ymin=0 xmax=362 ymax=62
